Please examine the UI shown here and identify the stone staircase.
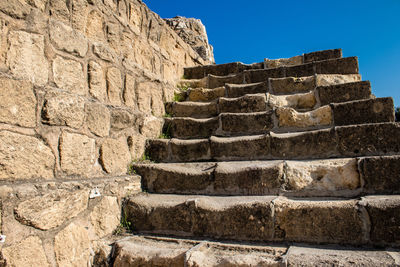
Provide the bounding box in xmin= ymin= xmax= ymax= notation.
xmin=111 ymin=49 xmax=400 ymax=266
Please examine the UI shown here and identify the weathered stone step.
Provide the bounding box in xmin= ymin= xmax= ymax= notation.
xmin=124 ymin=194 xmax=400 ymax=246
xmin=133 ymin=155 xmax=400 ymax=197
xmin=147 ymin=122 xmax=400 ymax=162
xmin=166 ymin=94 xmax=266 ymax=118
xmin=111 ymin=235 xmax=400 ymax=266
xmin=163 ymin=98 xmax=393 ymax=139
xmin=185 ymin=75 xmax=364 ymax=104
xmin=184 ymin=49 xmax=342 ymax=79
xmin=245 ymin=57 xmax=359 ymax=84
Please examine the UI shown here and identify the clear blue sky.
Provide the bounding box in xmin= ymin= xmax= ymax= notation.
xmin=144 ymin=0 xmax=400 ymax=107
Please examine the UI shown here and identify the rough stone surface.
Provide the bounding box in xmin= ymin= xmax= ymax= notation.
xmin=100 ymin=138 xmax=131 ymax=175
xmin=286 ymin=246 xmax=396 ymax=267
xmin=208 ymin=73 xmax=244 ymax=89
xmin=49 ymin=19 xmax=88 ymax=57
xmin=90 ymin=196 xmax=120 ymax=238
xmin=93 ymin=42 xmax=116 ymax=62
xmin=362 ymin=196 xmax=400 ymax=245
xmin=270 ymin=76 xmax=315 ymax=95
xmin=219 ymin=112 xmax=273 ymax=135
xmin=167 ymin=101 xmax=218 ymax=118
xmin=285 ymin=159 xmax=359 ymax=192
xmin=110 ymin=108 xmax=136 ymax=131
xmin=188 ymin=87 xmax=225 ymax=102
xmin=88 ymin=61 xmax=107 ymax=102
xmin=0 ymin=131 xmax=55 ymax=180
xmin=332 ymin=97 xmax=394 ymax=126
xmin=219 ymin=94 xmax=267 ymax=114
xmin=170 ymin=139 xmax=211 ymax=162
xmin=211 ymin=135 xmax=270 ymax=161
xmin=165 ymin=16 xmax=214 ymax=63
xmin=54 ymin=222 xmax=91 ymax=267
xmin=318 ymin=80 xmax=370 ymax=106
xmin=276 ymin=106 xmax=332 ymax=128
xmin=264 ymin=55 xmax=302 ymax=68
xmin=42 ymin=91 xmax=85 ymax=129
xmin=53 ymin=56 xmax=87 ymax=96
xmin=274 ymin=198 xmax=364 ymax=244
xmin=146 ymin=139 xmax=170 ymax=162
xmin=0 ymin=77 xmax=36 ymax=128
xmin=7 ymin=30 xmax=49 ymax=86
xmin=268 ymin=92 xmax=316 ymax=110
xmin=315 ymin=74 xmax=361 ymax=87
xmin=59 ymin=132 xmax=96 ymax=176
xmin=303 ymin=49 xmax=342 ymax=63
xmin=1 ymin=236 xmax=50 ymax=267
xmin=86 ymin=102 xmax=111 ymax=137
xmin=225 ymin=82 xmax=269 ymax=98
xmin=141 ymin=115 xmax=164 ymax=137
xmin=15 ymin=190 xmax=89 ymax=230
xmin=107 ymin=67 xmax=123 ymax=105
xmin=359 ymin=156 xmax=400 ymax=194
xmin=165 ymin=117 xmax=219 ymax=139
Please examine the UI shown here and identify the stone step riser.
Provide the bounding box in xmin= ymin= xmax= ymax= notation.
xmin=163 ymin=98 xmax=394 ymax=139
xmin=134 ymin=156 xmax=400 ymax=197
xmin=198 ymin=57 xmax=358 ymax=89
xmin=112 ymin=235 xmax=400 ymax=267
xmin=147 ymin=122 xmax=400 ymax=162
xmin=124 ymin=194 xmax=400 ymax=246
xmin=184 ymin=49 xmax=342 ymax=79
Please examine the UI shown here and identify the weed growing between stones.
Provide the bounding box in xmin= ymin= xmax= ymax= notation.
xmin=173 ymin=92 xmax=185 ymax=102
xmin=114 ymin=210 xmax=133 ymax=235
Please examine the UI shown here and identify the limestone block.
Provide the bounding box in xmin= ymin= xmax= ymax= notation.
xmin=270 ymin=76 xmax=315 ymax=95
xmin=71 ymin=0 xmax=89 ymax=32
xmin=53 ymin=56 xmax=87 ymax=96
xmin=285 ymin=159 xmax=359 ymax=191
xmin=88 ymin=61 xmax=107 ymax=102
xmin=127 ymin=134 xmax=147 ymax=160
xmin=170 ymin=139 xmax=211 ymax=162
xmin=1 ymin=236 xmax=50 ymax=267
xmin=90 ymin=196 xmax=120 ymax=238
xmin=165 ymin=117 xmax=218 ymax=139
xmin=54 ymin=222 xmax=91 ymax=267
xmin=225 ymin=82 xmax=268 ymax=98
xmin=111 ymin=109 xmax=136 ymax=131
xmin=276 ymin=106 xmax=332 ymax=128
xmin=7 ymin=31 xmax=49 ymax=86
xmin=15 ymin=189 xmax=89 ymax=230
xmin=93 ymin=42 xmax=116 ymax=62
xmin=0 ymin=0 xmax=30 ymax=19
xmin=274 ymin=198 xmax=364 ymax=244
xmin=0 ymin=19 xmax=8 ymax=68
xmin=59 ymin=132 xmax=96 ymax=176
xmin=318 ymin=80 xmax=370 ymax=106
xmin=268 ymin=92 xmax=316 ymax=110
xmin=42 ymin=91 xmax=85 ymax=129
xmin=86 ymin=102 xmax=111 ymax=137
xmin=146 ymin=139 xmax=169 ymax=162
xmin=187 ymin=87 xmax=225 ymax=102
xmin=220 ymin=112 xmax=273 ymax=135
xmin=0 ymin=131 xmax=54 ymax=180
xmin=49 ymin=0 xmax=70 ymax=24
xmin=361 ymin=196 xmax=400 ymax=245
xmin=0 ymin=77 xmax=36 ymax=127
xmin=123 ymin=73 xmax=136 ymax=108
xmin=49 ymin=19 xmax=88 ymax=57
xmin=304 ymin=48 xmax=342 ymax=63
xmin=141 ymin=115 xmax=163 ymax=138
xmin=136 ymin=81 xmax=154 ymax=113
xmin=264 ymin=55 xmax=303 ymax=68
xmin=359 ymin=155 xmax=400 ymax=194
xmin=107 ymin=67 xmax=123 ymax=105
xmin=315 ymin=74 xmax=361 ymax=87
xmin=100 ymin=138 xmax=131 ymax=175
xmin=86 ymin=10 xmax=105 ymax=41
xmin=219 ymin=94 xmax=266 ymax=114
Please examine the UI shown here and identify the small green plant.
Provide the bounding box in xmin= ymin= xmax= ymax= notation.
xmin=158 ymin=132 xmax=170 ymax=139
xmin=114 ymin=210 xmax=133 ymax=235
xmin=163 ymin=112 xmax=172 ymax=118
xmin=173 ymin=92 xmax=185 ymax=102
xmin=127 ymin=164 xmax=137 ymax=175
xmin=177 ymin=84 xmax=190 ymax=92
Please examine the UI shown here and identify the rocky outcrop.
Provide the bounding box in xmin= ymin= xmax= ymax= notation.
xmin=165 ymin=16 xmax=215 ymax=64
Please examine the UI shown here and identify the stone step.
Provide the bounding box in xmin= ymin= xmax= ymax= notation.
xmin=184 ymin=49 xmax=342 ymax=79
xmin=111 ymin=235 xmax=400 ymax=266
xmin=163 ymin=98 xmax=393 ymax=139
xmin=245 ymin=57 xmax=359 ymax=84
xmin=147 ymin=122 xmax=400 ymax=162
xmin=166 ymin=94 xmax=267 ymax=118
xmin=123 ymin=194 xmax=400 ymax=246
xmin=185 ymin=75 xmax=364 ymax=104
xmin=133 ymin=155 xmax=400 ymax=197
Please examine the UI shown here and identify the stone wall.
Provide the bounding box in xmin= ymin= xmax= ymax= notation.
xmin=0 ymin=0 xmax=208 ymax=265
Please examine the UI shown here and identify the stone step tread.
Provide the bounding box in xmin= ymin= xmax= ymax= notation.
xmin=147 ymin=122 xmax=400 ymax=162
xmin=184 ymin=49 xmax=342 ymax=79
xmin=163 ymin=98 xmax=394 ymax=139
xmin=124 ymin=194 xmax=400 ymax=246
xmin=133 ymin=155 xmax=400 ymax=197
xmin=112 ymin=235 xmax=399 ymax=266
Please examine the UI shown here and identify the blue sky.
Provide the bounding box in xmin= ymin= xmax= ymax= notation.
xmin=144 ymin=0 xmax=400 ymax=106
